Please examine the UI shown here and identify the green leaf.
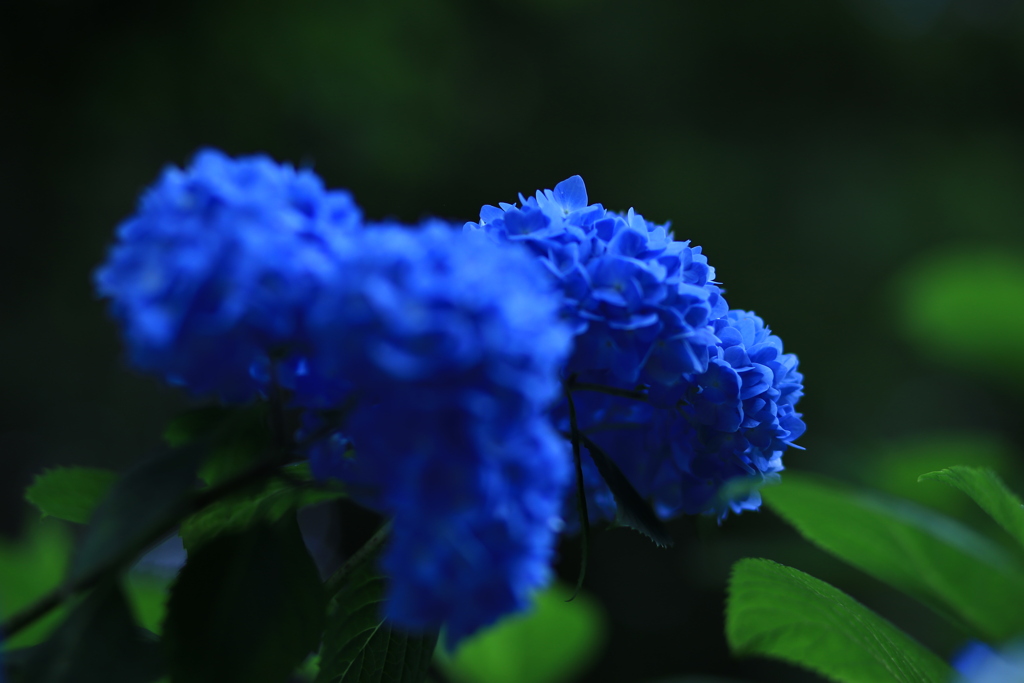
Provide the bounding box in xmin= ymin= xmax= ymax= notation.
xmin=862 ymin=434 xmax=1015 ymax=520
xmin=25 ymin=467 xmax=118 ymax=525
xmin=125 ymin=572 xmax=174 ymax=636
xmin=0 ymin=520 xmax=74 ymax=648
xmin=919 ymin=466 xmax=1024 ymax=549
xmin=726 ymin=558 xmax=953 ymax=683
xmin=578 ymin=432 xmax=673 ymax=547
xmin=316 ymin=559 xmax=437 ymax=683
xmin=69 ymin=445 xmax=204 ymax=584
xmin=434 ymin=582 xmax=606 ymax=683
xmin=763 ymin=471 xmax=1024 ymax=641
xmin=163 ymin=406 xmax=235 ymax=447
xmin=12 ymin=579 xmax=164 ymax=683
xmin=163 ymin=515 xmax=326 ymax=683
xmin=179 ymin=469 xmax=343 ymax=552
xmin=165 ymin=405 xmax=272 ymax=486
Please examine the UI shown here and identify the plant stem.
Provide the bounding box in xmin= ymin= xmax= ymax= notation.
xmin=563 ymin=382 xmax=590 ymax=602
xmin=568 ymin=381 xmax=649 ymax=402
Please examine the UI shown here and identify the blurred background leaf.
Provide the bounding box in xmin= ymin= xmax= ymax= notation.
xmin=25 ymin=468 xmax=118 ymax=525
xmin=435 ymin=582 xmax=607 ymax=683
xmin=896 ymin=248 xmax=1024 ymax=388
xmin=0 ymin=520 xmax=73 ymax=649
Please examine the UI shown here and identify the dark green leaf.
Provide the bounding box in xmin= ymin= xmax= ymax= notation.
xmin=69 ymin=445 xmax=204 ymax=584
xmin=179 ymin=467 xmax=344 ymax=552
xmin=163 ymin=515 xmax=326 ymax=683
xmin=764 ymin=472 xmax=1024 ymax=641
xmin=316 ymin=559 xmax=437 ymax=683
xmin=12 ymin=579 xmax=164 ymax=683
xmin=578 ymin=432 xmax=673 ymax=548
xmin=919 ymin=466 xmax=1024 ymax=550
xmin=726 ymin=558 xmax=953 ymax=683
xmin=434 ymin=582 xmax=606 ymax=683
xmin=163 ymin=406 xmax=235 ymax=448
xmin=165 ymin=405 xmax=272 ymax=486
xmin=25 ymin=467 xmax=118 ymax=524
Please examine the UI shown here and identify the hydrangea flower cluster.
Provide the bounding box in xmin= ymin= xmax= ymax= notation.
xmin=467 ymin=178 xmax=804 ymax=521
xmin=299 ymin=225 xmax=573 ymax=642
xmin=465 ymin=176 xmax=726 ymax=386
xmin=97 ymin=151 xmax=804 ymax=645
xmin=95 ymin=149 xmax=360 ymax=401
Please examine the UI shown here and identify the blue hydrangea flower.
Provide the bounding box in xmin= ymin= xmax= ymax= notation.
xmin=95 ymin=149 xmax=360 ymax=401
xmin=469 ymin=176 xmax=803 ymax=523
xmin=300 ymin=223 xmax=574 ymax=644
xmin=954 ymin=641 xmax=1024 ymax=682
xmin=564 ymin=310 xmax=804 ymax=522
xmin=466 ymin=176 xmax=726 ymax=387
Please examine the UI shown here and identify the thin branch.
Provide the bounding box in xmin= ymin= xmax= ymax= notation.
xmin=568 ymin=381 xmax=649 ymax=402
xmin=563 ymin=383 xmax=590 ymax=603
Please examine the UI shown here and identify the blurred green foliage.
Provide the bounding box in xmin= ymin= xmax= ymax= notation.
xmin=0 ymin=520 xmax=170 ymax=649
xmin=0 ymin=521 xmax=72 ymax=649
xmin=897 ymin=248 xmax=1024 ymax=387
xmin=436 ymin=583 xmax=607 ymax=683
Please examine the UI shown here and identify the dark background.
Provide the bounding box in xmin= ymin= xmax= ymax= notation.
xmin=4 ymin=1 xmax=1024 ymax=681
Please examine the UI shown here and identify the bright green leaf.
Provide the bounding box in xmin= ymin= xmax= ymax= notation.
xmin=434 ymin=582 xmax=606 ymax=683
xmin=919 ymin=466 xmax=1024 ymax=550
xmin=25 ymin=467 xmax=119 ymax=525
xmin=69 ymin=446 xmax=204 ymax=583
xmin=0 ymin=520 xmax=74 ymax=649
xmin=163 ymin=515 xmax=326 ymax=683
xmin=763 ymin=472 xmax=1024 ymax=641
xmin=12 ymin=579 xmax=164 ymax=683
xmin=316 ymin=559 xmax=437 ymax=683
xmin=726 ymin=558 xmax=953 ymax=683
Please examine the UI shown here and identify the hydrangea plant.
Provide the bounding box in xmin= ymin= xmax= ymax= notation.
xmin=5 ymin=150 xmax=808 ymax=683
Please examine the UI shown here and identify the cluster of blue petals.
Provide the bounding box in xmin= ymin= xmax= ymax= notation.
xmin=94 ymin=149 xmax=360 ymax=402
xmin=96 ymin=150 xmax=574 ymax=646
xmin=97 ymin=152 xmax=805 ymax=645
xmin=467 ymin=178 xmax=804 ymax=521
xmin=301 ymin=224 xmax=573 ymax=644
xmin=567 ymin=310 xmax=804 ymax=522
xmin=465 ymin=176 xmax=726 ymax=386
